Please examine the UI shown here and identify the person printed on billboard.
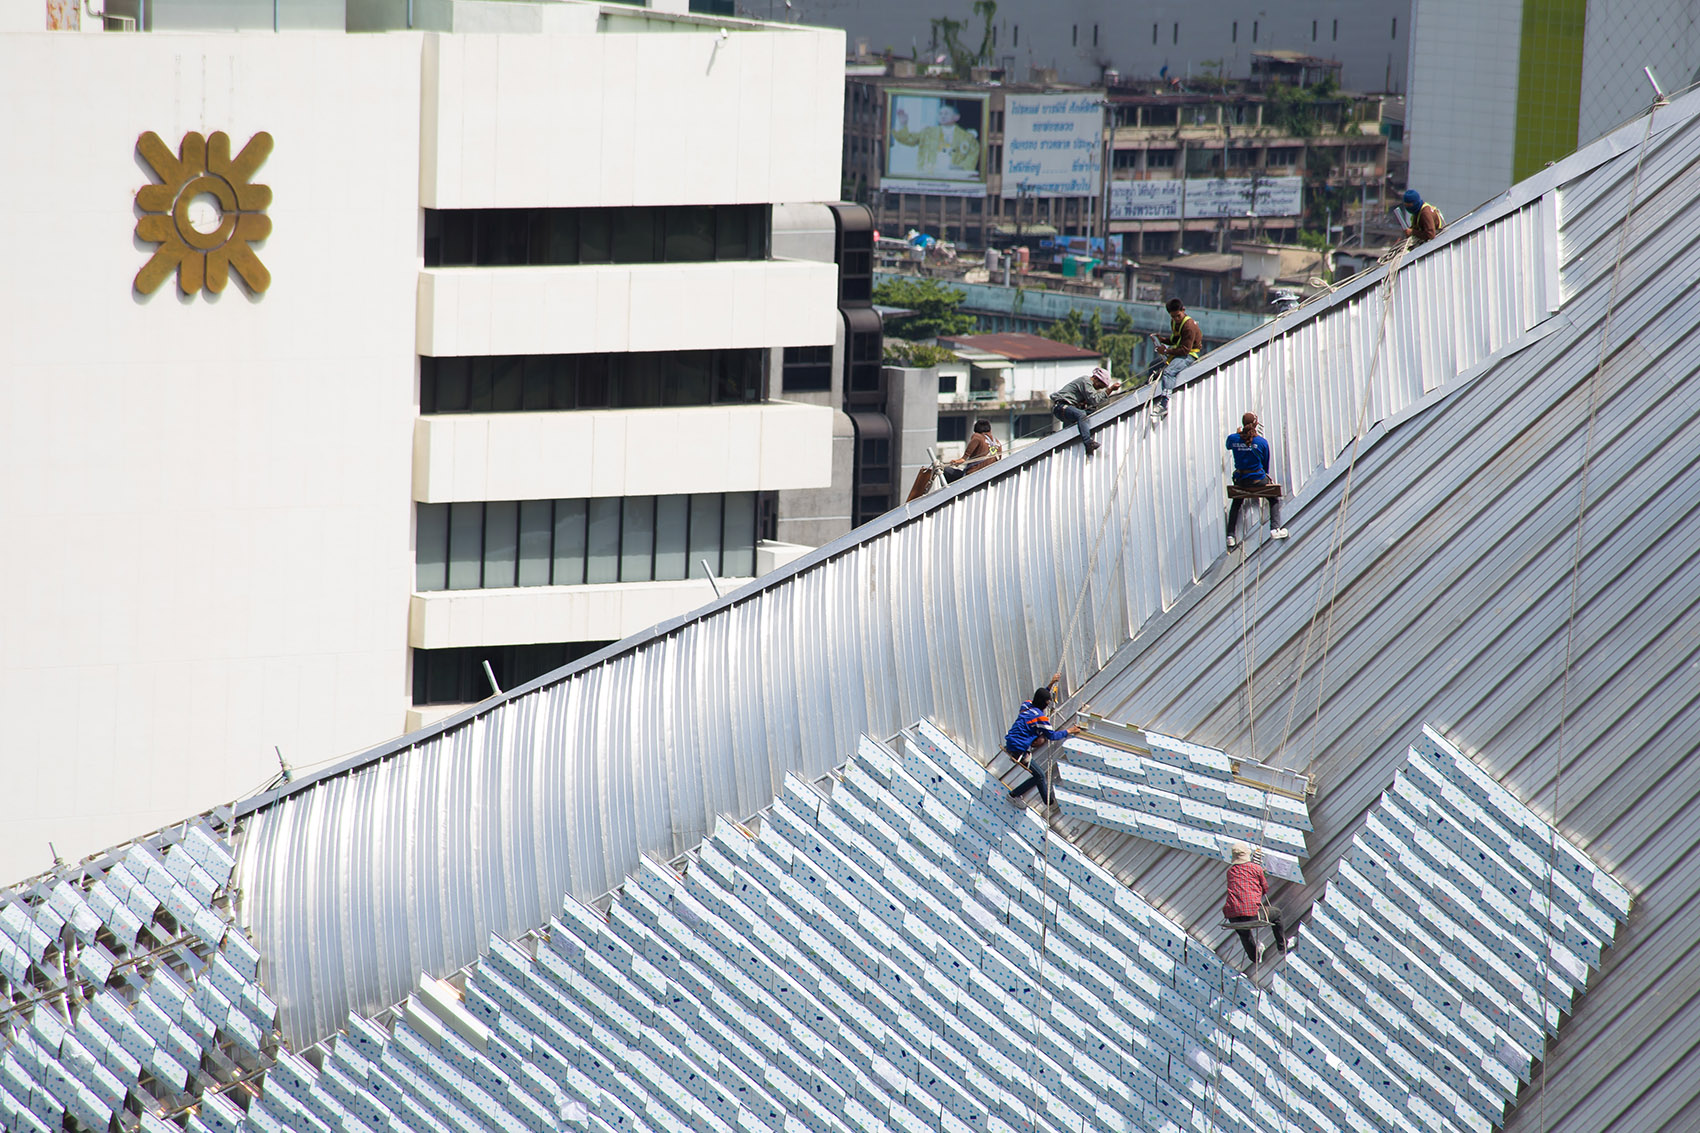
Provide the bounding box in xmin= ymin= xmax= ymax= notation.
xmin=888 ymin=96 xmax=982 ymax=179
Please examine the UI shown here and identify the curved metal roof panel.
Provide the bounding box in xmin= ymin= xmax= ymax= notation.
xmin=224 ymin=89 xmax=1700 ymax=1060
xmin=0 ymin=80 xmax=1693 ymax=1133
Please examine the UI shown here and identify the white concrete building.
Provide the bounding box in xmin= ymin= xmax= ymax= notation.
xmin=0 ymin=3 xmax=845 ymax=880
xmin=1407 ymin=0 xmax=1700 ymax=222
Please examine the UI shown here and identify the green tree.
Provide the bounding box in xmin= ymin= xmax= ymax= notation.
xmin=872 ymin=277 xmax=978 ymax=339
xmin=1043 ymin=308 xmax=1085 ymax=346
xmin=1112 ymin=307 xmax=1134 ymax=336
xmin=1098 ymin=333 xmax=1140 ymax=384
xmin=1266 ymin=82 xmax=1320 ymax=138
xmin=1084 ymin=310 xmax=1105 ymax=351
xmin=883 ymin=341 xmax=958 ymax=367
xmin=929 ymin=1 xmax=997 ymax=78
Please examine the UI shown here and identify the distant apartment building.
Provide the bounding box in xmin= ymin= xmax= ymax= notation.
xmin=803 ymin=0 xmax=1412 ymax=94
xmin=932 ymin=333 xmax=1105 ymax=460
xmin=843 ymin=56 xmax=1389 ymax=259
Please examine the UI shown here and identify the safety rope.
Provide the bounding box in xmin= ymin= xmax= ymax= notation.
xmin=1051 ymin=392 xmax=1150 ymax=692
xmin=1239 ymin=546 xmax=1256 ymax=758
xmin=1536 ymin=100 xmax=1659 ymax=1133
xmin=1271 ymin=240 xmax=1412 ymax=775
xmin=1019 ymin=391 xmax=1154 ymax=1132
xmin=1025 ymin=758 xmax=1055 ymax=1133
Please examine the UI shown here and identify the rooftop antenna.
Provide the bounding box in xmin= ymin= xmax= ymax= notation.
xmin=1644 ymin=66 xmax=1668 ymax=107
xmin=49 ymin=841 xmax=64 ymax=869
xmin=481 ymin=660 xmax=503 ymax=697
xmin=274 ymin=744 xmax=292 ymax=784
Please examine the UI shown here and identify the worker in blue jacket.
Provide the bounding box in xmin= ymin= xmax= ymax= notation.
xmin=1226 ymin=412 xmax=1289 ymax=548
xmin=1006 ymin=673 xmax=1079 ymax=805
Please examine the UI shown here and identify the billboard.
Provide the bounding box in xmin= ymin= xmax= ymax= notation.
xmin=883 ymin=91 xmax=987 ymax=198
xmin=1000 ymin=94 xmax=1103 ymax=199
xmin=1109 ymin=176 xmax=1304 ymax=220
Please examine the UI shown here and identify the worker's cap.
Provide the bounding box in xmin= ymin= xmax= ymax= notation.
xmin=1230 ymin=842 xmax=1252 ymax=864
xmin=1090 ymin=367 xmax=1111 ymax=387
xmin=1403 ymin=189 xmax=1422 ymax=206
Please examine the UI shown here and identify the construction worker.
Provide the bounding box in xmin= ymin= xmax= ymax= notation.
xmin=942 ymin=419 xmax=1000 ymax=483
xmin=1403 ymin=189 xmax=1444 ymax=245
xmin=1006 ymin=673 xmax=1079 ymax=805
xmin=1224 ymin=842 xmax=1288 ymax=967
xmin=1149 ymin=299 xmax=1202 ymax=418
xmin=1226 ymin=412 xmax=1289 ymax=548
xmin=1049 ymin=367 xmax=1115 ymax=456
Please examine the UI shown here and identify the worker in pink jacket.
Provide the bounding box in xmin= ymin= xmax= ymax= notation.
xmin=1223 ymin=842 xmax=1288 ymax=966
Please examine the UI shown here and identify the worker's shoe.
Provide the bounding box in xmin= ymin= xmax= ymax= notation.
xmin=1151 ymin=396 xmax=1170 ymax=419
xmin=1084 ymin=440 xmax=1102 ymax=456
xmin=1226 ymin=536 xmax=1238 ymax=550
xmin=1271 ymin=528 xmax=1289 ymax=539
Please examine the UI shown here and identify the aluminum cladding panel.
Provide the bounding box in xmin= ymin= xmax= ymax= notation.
xmin=221 ymin=91 xmax=1700 ymax=1049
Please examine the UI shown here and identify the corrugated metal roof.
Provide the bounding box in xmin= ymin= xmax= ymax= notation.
xmin=1069 ymin=95 xmax=1700 ymax=1133
xmin=224 ymin=87 xmax=1700 ymax=1068
xmin=0 ymin=79 xmax=1688 ymax=1133
xmin=0 ymin=816 xmax=277 ymax=1131
xmin=3 ymin=722 xmax=1624 ymax=1133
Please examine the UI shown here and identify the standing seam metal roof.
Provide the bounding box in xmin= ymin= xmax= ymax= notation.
xmin=222 ymin=90 xmax=1700 ymax=1073
xmin=2 ymin=721 xmax=1628 ymax=1133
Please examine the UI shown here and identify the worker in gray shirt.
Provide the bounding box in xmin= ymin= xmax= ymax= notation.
xmin=1049 ymin=367 xmax=1115 ymax=456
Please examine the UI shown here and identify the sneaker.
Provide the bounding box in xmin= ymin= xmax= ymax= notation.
xmin=1271 ymin=528 xmax=1290 ymax=539
xmin=1251 ymin=944 xmax=1264 ymax=967
xmin=1084 ymin=440 xmax=1101 ymax=456
xmin=1226 ymin=536 xmax=1238 ymax=550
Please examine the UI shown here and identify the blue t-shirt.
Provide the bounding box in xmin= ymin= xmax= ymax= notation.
xmin=1226 ymin=432 xmax=1272 ymax=482
xmin=1005 ymin=700 xmax=1070 ymax=755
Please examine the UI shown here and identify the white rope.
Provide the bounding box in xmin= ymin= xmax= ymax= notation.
xmin=1536 ymin=100 xmax=1659 ymax=1133
xmin=1272 ymin=241 xmax=1413 ymax=774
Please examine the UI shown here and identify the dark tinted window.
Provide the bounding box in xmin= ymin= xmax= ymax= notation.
xmin=412 ymin=641 xmax=614 ymax=705
xmin=423 ymin=205 xmax=770 ymax=267
xmin=422 ymin=349 xmax=764 ymax=413
xmin=782 ymin=345 xmax=833 ymax=393
xmin=417 ymin=492 xmax=774 ymax=592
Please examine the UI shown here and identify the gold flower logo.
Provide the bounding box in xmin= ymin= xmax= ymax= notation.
xmin=134 ymin=131 xmax=273 ymax=296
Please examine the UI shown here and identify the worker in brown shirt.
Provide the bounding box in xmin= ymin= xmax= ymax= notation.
xmin=1149 ymin=298 xmax=1203 ymax=418
xmin=1403 ymin=189 xmax=1443 ymax=245
xmin=942 ymin=419 xmax=1001 ymax=482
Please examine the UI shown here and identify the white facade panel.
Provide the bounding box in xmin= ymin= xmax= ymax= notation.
xmin=416 ymin=260 xmax=840 ymax=356
xmin=0 ymin=31 xmax=425 ymax=882
xmin=408 ymin=579 xmax=731 ymax=649
xmin=411 ymin=401 xmax=836 ymax=502
xmin=0 ymin=8 xmax=847 ymax=882
xmin=420 ymin=23 xmax=845 ymax=210
xmin=1406 ymin=0 xmax=1524 ymax=221
xmin=1577 ymin=0 xmax=1700 ymax=142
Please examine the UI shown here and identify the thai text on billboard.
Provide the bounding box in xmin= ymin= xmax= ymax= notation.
xmin=883 ymin=91 xmax=988 ymax=198
xmin=1000 ymin=94 xmax=1104 ymax=198
xmin=1109 ymin=177 xmax=1303 ymax=220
